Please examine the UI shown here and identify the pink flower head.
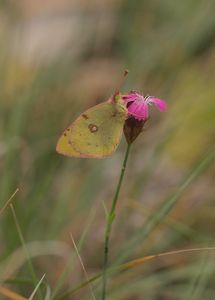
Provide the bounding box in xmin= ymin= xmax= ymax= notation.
xmin=122 ymin=91 xmax=167 ymax=121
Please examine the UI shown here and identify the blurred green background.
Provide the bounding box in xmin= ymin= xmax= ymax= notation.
xmin=0 ymin=0 xmax=215 ymax=299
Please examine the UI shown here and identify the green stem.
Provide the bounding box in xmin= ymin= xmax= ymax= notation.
xmin=101 ymin=143 xmax=131 ymax=300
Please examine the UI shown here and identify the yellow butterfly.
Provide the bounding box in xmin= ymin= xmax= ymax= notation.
xmin=56 ymin=93 xmax=128 ymax=158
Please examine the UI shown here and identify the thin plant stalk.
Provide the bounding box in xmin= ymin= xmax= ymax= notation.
xmin=101 ymin=143 xmax=131 ymax=300
xmin=10 ymin=204 xmax=43 ymax=300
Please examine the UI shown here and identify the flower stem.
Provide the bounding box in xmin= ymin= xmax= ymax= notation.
xmin=101 ymin=143 xmax=131 ymax=300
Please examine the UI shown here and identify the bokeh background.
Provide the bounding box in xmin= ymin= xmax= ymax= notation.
xmin=0 ymin=0 xmax=215 ymax=299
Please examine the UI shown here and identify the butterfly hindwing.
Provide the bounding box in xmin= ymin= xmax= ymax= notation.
xmin=56 ymin=101 xmax=127 ymax=158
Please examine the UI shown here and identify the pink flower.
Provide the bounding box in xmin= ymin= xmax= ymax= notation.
xmin=122 ymin=91 xmax=167 ymax=121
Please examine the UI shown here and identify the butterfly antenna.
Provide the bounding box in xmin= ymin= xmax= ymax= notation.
xmin=114 ymin=69 xmax=129 ymax=98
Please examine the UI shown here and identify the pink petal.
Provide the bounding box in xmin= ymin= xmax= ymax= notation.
xmin=149 ymin=98 xmax=167 ymax=111
xmin=122 ymin=96 xmax=135 ymax=103
xmin=122 ymin=92 xmax=142 ymax=103
xmin=128 ymin=101 xmax=149 ymax=121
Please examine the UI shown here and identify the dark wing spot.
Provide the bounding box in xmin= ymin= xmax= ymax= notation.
xmin=112 ymin=112 xmax=117 ymax=117
xmin=64 ymin=133 xmax=67 ymax=136
xmin=82 ymin=114 xmax=89 ymax=120
xmin=67 ymin=128 xmax=70 ymax=131
xmin=88 ymin=124 xmax=98 ymax=133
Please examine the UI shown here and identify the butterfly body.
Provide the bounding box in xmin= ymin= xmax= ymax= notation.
xmin=56 ymin=94 xmax=127 ymax=158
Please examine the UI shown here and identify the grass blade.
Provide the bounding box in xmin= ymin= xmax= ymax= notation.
xmin=0 ymin=286 xmax=27 ymax=300
xmin=116 ymin=147 xmax=215 ymax=263
xmin=10 ymin=204 xmax=42 ymax=299
xmin=70 ymin=233 xmax=96 ymax=300
xmin=0 ymin=188 xmax=19 ymax=217
xmin=58 ymin=246 xmax=215 ymax=299
xmin=29 ymin=274 xmax=46 ymax=300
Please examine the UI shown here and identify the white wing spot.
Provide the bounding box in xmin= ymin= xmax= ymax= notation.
xmin=88 ymin=124 xmax=98 ymax=133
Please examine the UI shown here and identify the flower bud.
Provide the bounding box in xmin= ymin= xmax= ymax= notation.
xmin=123 ymin=117 xmax=146 ymax=144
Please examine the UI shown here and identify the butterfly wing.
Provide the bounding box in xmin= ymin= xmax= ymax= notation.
xmin=56 ymin=101 xmax=127 ymax=158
